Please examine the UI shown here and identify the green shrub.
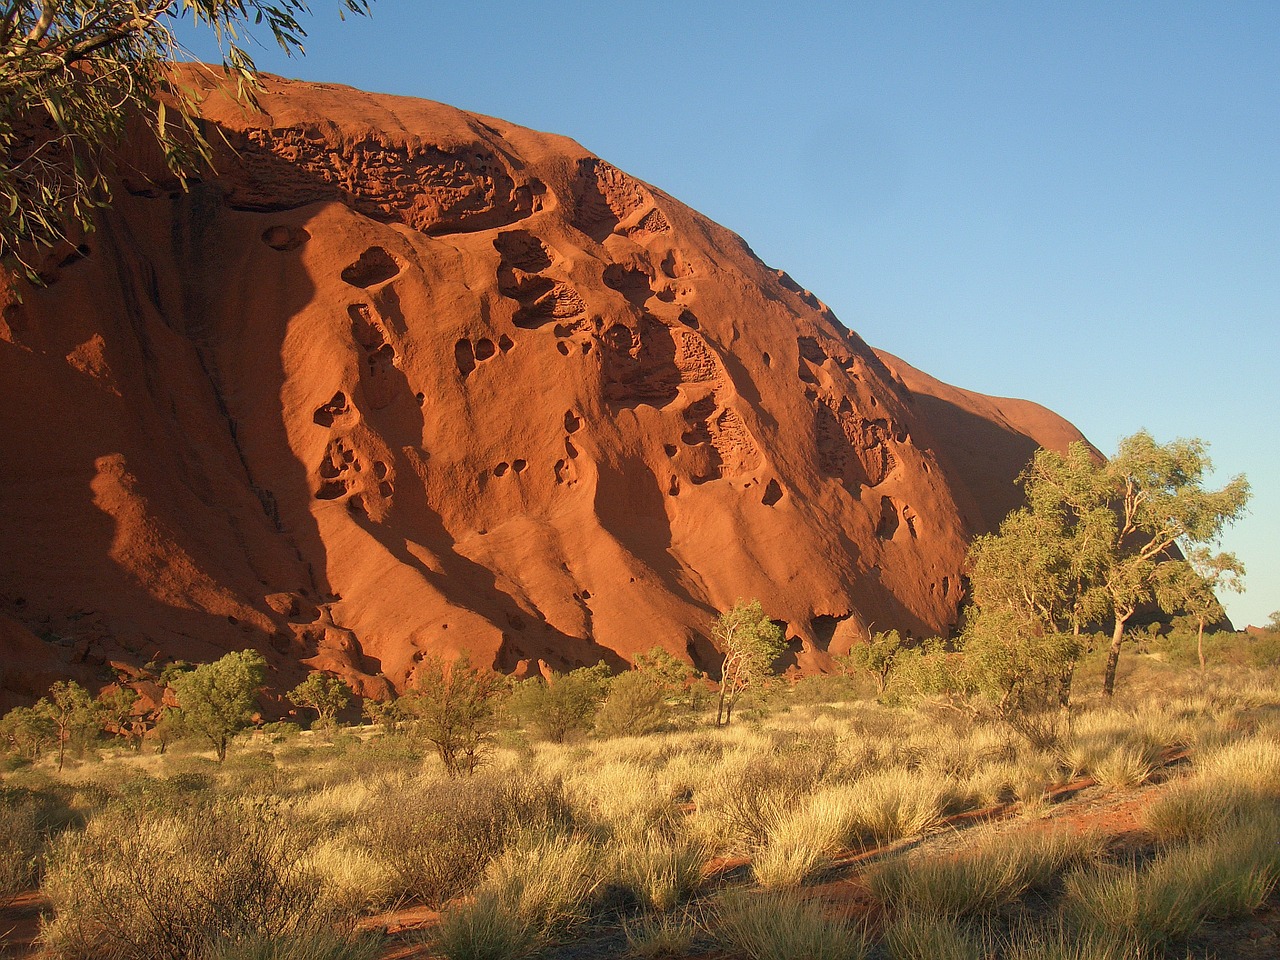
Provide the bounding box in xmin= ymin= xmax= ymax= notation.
xmin=594 ymin=670 xmax=670 ymax=738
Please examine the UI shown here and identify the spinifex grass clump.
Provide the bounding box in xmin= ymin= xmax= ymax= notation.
xmin=1063 ymin=819 xmax=1280 ymax=948
xmin=883 ymin=914 xmax=983 ymax=960
xmin=429 ymin=832 xmax=605 ymax=960
xmin=866 ymin=830 xmax=1100 ymax=920
xmin=714 ymin=889 xmax=869 ymax=960
xmin=609 ymin=833 xmax=709 ymax=911
xmin=0 ymin=790 xmax=42 ymax=897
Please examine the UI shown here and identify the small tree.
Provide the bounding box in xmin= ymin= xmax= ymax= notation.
xmin=40 ymin=680 xmax=100 ymax=771
xmin=288 ymin=672 xmax=352 ymax=728
xmin=170 ymin=649 xmax=266 ymax=762
xmin=96 ymin=686 xmax=140 ymax=750
xmin=403 ymin=655 xmax=502 ymax=777
xmin=713 ymin=599 xmax=785 ymax=726
xmin=1017 ymin=434 xmax=1249 ymax=698
xmin=1156 ymin=548 xmax=1246 ymax=673
xmin=839 ymin=628 xmax=905 ymax=695
xmin=0 ymin=704 xmax=55 ymax=760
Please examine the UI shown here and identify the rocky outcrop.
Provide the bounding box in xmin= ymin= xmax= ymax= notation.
xmin=0 ymin=70 xmax=1088 ymax=707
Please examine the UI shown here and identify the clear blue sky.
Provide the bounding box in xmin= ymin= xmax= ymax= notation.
xmin=179 ymin=1 xmax=1279 ymax=628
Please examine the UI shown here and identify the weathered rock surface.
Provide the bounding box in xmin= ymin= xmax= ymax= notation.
xmin=0 ymin=71 xmax=1088 ymax=706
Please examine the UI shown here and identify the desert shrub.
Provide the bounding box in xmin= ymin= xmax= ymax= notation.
xmin=714 ymin=889 xmax=869 ymax=960
xmin=0 ymin=704 xmax=55 ymax=760
xmin=359 ymin=771 xmax=571 ymax=907
xmin=867 ymin=830 xmax=1099 ymax=919
xmin=594 ymin=670 xmax=670 ymax=738
xmin=510 ymin=664 xmax=610 ymax=743
xmin=203 ymin=928 xmax=383 ymax=960
xmin=883 ymin=914 xmax=982 ymax=960
xmin=42 ymin=797 xmax=329 ymax=960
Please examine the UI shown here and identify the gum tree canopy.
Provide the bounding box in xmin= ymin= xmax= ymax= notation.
xmin=0 ymin=1 xmax=370 ymax=273
xmin=1009 ymin=432 xmax=1249 ymax=698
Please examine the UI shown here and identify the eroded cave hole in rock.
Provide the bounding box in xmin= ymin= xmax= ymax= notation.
xmin=455 ymin=339 xmax=476 ymax=378
xmin=341 ymin=246 xmax=401 ymax=288
xmin=262 ymin=225 xmax=310 ymax=251
xmin=876 ymin=496 xmax=900 ymax=540
xmin=761 ymin=478 xmax=783 ymax=506
xmin=312 ymin=391 xmax=348 ymax=427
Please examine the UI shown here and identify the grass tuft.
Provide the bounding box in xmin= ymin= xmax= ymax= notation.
xmin=714 ymin=889 xmax=869 ymax=960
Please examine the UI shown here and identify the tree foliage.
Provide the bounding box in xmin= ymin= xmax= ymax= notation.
xmin=403 ymin=655 xmax=502 ymax=777
xmin=839 ymin=628 xmax=904 ymax=695
xmin=170 ymin=648 xmax=265 ymax=761
xmin=511 ymin=662 xmax=610 ymax=744
xmin=0 ymin=0 xmax=370 ymax=276
xmin=981 ymin=433 xmax=1248 ymax=698
xmin=287 ymin=671 xmax=351 ymax=728
xmin=713 ymin=599 xmax=784 ymax=726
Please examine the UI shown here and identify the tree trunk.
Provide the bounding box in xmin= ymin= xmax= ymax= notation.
xmin=1102 ymin=614 xmax=1129 ymax=698
xmin=1057 ymin=660 xmax=1075 ymax=709
xmin=716 ymin=680 xmax=727 ymax=727
xmin=1197 ymin=617 xmax=1206 ymax=673
xmin=216 ymin=736 xmax=228 ymax=762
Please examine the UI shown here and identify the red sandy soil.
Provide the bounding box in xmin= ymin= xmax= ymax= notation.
xmin=0 ymin=67 xmax=1088 ymax=706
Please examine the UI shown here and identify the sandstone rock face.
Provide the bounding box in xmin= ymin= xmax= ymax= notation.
xmin=0 ymin=73 xmax=1087 ymax=705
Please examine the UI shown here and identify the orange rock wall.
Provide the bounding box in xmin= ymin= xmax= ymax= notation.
xmin=0 ymin=74 xmax=1087 ymax=705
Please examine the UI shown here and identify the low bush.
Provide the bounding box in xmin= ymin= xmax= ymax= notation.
xmin=42 ymin=797 xmax=329 ymax=960
xmin=359 ymin=771 xmax=571 ymax=907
